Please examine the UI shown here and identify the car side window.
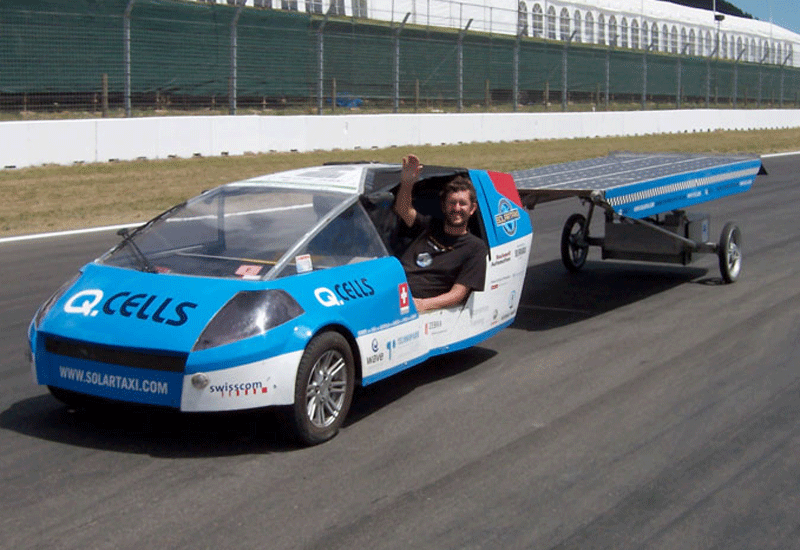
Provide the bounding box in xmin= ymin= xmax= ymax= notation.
xmin=275 ymin=202 xmax=388 ymax=278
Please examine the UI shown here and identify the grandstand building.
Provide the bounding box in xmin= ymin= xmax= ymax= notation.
xmin=199 ymin=0 xmax=800 ymax=67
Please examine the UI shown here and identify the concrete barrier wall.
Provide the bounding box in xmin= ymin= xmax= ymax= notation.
xmin=4 ymin=109 xmax=800 ymax=169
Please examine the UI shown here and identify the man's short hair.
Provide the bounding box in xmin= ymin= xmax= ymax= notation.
xmin=440 ymin=175 xmax=477 ymax=205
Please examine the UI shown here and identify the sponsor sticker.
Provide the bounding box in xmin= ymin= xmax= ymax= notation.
xmin=399 ymin=282 xmax=410 ymax=315
xmin=235 ymin=264 xmax=263 ymax=279
xmin=314 ymin=278 xmax=375 ymax=307
xmin=296 ymin=254 xmax=313 ymax=274
xmin=494 ymin=198 xmax=521 ymax=237
xmin=366 ymin=338 xmax=385 ymax=366
xmin=63 ymin=289 xmax=197 ymax=327
xmin=209 ymin=379 xmax=269 ymax=398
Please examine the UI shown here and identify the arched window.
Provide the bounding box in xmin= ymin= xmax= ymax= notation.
xmin=609 ymin=16 xmax=618 ymax=46
xmin=641 ymin=20 xmax=649 ymax=49
xmin=282 ymin=0 xmax=298 ymax=10
xmin=598 ymin=14 xmax=606 ymax=45
xmin=681 ymin=27 xmax=687 ymax=54
xmin=705 ymin=30 xmax=713 ymax=56
xmin=351 ymin=0 xmax=366 ymax=17
xmin=721 ymin=34 xmax=728 ymax=58
xmin=651 ymin=22 xmax=659 ymax=51
xmin=777 ymin=43 xmax=783 ymax=64
xmin=547 ymin=6 xmax=557 ymax=40
xmin=750 ymin=38 xmax=756 ymax=62
xmin=787 ymin=43 xmax=793 ymax=66
xmin=671 ymin=26 xmax=678 ymax=53
xmin=662 ymin=25 xmax=669 ymax=52
xmin=328 ymin=0 xmax=344 ymax=15
xmin=574 ymin=10 xmax=582 ymax=42
xmin=621 ymin=17 xmax=628 ymax=48
xmin=696 ymin=28 xmax=703 ymax=55
xmin=518 ymin=1 xmax=529 ymax=37
xmin=532 ymin=4 xmax=543 ymax=38
xmin=631 ymin=19 xmax=639 ymax=49
xmin=585 ymin=11 xmax=594 ymax=44
xmin=560 ymin=7 xmax=570 ymax=41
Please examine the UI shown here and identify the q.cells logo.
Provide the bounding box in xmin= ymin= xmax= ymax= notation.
xmin=494 ymin=198 xmax=521 ymax=236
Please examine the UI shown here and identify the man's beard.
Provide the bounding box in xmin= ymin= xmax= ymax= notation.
xmin=444 ymin=211 xmax=468 ymax=228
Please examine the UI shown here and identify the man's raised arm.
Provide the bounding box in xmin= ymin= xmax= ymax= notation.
xmin=393 ymin=154 xmax=423 ymax=228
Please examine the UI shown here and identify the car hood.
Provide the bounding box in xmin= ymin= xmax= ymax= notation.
xmin=39 ymin=263 xmax=245 ymax=353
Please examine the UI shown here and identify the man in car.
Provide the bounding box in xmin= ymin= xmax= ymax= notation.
xmin=393 ymin=154 xmax=488 ymax=313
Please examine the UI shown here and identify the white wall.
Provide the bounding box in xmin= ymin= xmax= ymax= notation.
xmin=3 ymin=109 xmax=800 ymax=169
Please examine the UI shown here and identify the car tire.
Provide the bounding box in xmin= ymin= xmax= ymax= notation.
xmin=287 ymin=331 xmax=354 ymax=446
xmin=561 ymin=213 xmax=589 ymax=272
xmin=718 ymin=222 xmax=742 ymax=283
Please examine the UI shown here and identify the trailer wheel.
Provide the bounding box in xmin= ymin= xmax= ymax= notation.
xmin=718 ymin=222 xmax=742 ymax=283
xmin=561 ymin=213 xmax=589 ymax=272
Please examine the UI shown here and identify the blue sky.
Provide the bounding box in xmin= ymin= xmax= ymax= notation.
xmin=731 ymin=0 xmax=800 ymax=34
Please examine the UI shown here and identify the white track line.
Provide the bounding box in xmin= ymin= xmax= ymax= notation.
xmin=2 ymin=150 xmax=798 ymax=245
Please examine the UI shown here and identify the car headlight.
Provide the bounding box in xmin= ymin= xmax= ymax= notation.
xmin=192 ymin=289 xmax=304 ymax=352
xmin=34 ymin=273 xmax=80 ymax=328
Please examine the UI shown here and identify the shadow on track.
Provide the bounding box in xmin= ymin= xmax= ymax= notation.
xmin=512 ymin=259 xmax=710 ymax=331
xmin=0 ymin=348 xmax=496 ymax=456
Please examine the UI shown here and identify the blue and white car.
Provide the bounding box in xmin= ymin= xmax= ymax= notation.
xmin=28 ymin=162 xmax=533 ymax=445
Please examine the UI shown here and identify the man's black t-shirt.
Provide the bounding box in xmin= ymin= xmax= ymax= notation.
xmin=399 ymin=213 xmax=487 ymax=299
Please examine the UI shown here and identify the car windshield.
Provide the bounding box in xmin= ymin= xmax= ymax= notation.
xmin=99 ymin=184 xmax=385 ymax=279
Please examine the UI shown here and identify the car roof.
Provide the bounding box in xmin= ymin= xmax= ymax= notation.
xmin=228 ymin=162 xmax=470 ymax=196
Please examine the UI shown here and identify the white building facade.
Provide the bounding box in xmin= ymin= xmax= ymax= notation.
xmin=205 ymin=0 xmax=800 ymax=67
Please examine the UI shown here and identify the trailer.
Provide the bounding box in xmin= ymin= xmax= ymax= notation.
xmin=512 ymin=152 xmax=765 ymax=283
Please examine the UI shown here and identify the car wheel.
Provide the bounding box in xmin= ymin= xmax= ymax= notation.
xmin=561 ymin=213 xmax=589 ymax=272
xmin=718 ymin=222 xmax=742 ymax=283
xmin=288 ymin=331 xmax=354 ymax=446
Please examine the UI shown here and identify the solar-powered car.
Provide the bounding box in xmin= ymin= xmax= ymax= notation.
xmin=28 ymin=163 xmax=533 ymax=445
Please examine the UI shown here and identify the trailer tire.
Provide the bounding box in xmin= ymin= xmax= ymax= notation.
xmin=561 ymin=213 xmax=589 ymax=272
xmin=718 ymin=222 xmax=742 ymax=283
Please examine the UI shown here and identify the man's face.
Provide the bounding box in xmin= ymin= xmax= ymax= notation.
xmin=443 ymin=190 xmax=477 ymax=229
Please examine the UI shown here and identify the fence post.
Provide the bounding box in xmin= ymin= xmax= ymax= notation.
xmin=102 ymin=74 xmax=109 ymax=117
xmin=562 ymin=30 xmax=576 ymax=112
xmin=605 ymin=47 xmax=610 ymax=110
xmin=642 ymin=42 xmax=653 ymax=110
xmin=457 ymin=19 xmax=473 ymax=113
xmin=780 ymin=52 xmax=791 ymax=107
xmin=676 ymin=44 xmax=690 ymax=109
xmin=706 ymin=43 xmax=718 ymax=108
xmin=229 ymin=6 xmax=243 ymax=115
xmin=123 ymin=0 xmax=136 ymax=117
xmin=513 ymin=31 xmax=521 ymax=112
xmin=733 ymin=47 xmax=745 ymax=108
xmin=317 ymin=13 xmax=330 ymax=115
xmin=393 ymin=13 xmax=410 ymax=113
xmin=758 ymin=51 xmax=768 ymax=108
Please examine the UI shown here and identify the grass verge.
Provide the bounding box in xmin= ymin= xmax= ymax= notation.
xmin=2 ymin=127 xmax=799 ymax=237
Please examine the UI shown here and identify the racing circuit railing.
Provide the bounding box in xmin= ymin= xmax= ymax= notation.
xmin=1 ymin=0 xmax=799 ymax=117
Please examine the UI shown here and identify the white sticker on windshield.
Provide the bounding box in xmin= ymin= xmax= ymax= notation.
xmin=296 ymin=254 xmax=313 ymax=274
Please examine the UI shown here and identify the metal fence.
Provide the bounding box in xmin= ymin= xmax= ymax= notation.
xmin=1 ymin=0 xmax=798 ymax=117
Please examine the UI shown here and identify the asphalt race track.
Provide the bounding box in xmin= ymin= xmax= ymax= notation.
xmin=2 ymin=154 xmax=799 ymax=550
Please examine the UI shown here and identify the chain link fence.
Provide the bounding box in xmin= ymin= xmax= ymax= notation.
xmin=1 ymin=0 xmax=798 ymax=118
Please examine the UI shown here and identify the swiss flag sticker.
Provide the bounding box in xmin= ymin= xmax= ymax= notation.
xmin=399 ymin=283 xmax=410 ymax=314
